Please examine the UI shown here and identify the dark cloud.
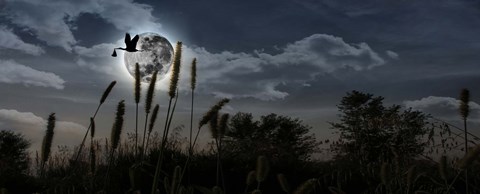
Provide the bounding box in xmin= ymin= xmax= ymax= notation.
xmin=3 ymin=0 xmax=161 ymax=51
xmin=0 ymin=26 xmax=44 ymax=55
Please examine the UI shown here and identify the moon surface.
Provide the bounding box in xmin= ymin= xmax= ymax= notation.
xmin=124 ymin=32 xmax=174 ymax=82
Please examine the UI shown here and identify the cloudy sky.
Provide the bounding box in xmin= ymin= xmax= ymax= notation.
xmin=1 ymin=0 xmax=480 ymax=154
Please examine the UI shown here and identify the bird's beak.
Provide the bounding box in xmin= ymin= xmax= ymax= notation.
xmin=112 ymin=49 xmax=117 ymax=57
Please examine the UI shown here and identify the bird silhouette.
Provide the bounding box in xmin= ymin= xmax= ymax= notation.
xmin=112 ymin=33 xmax=142 ymax=57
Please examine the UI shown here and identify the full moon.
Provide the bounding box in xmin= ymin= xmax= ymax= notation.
xmin=124 ymin=32 xmax=174 ymax=82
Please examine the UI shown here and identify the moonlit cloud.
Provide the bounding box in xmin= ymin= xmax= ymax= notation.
xmin=73 ymin=43 xmax=122 ymax=75
xmin=404 ymin=96 xmax=480 ymax=122
xmin=176 ymin=34 xmax=387 ymax=100
xmin=4 ymin=0 xmax=161 ymax=51
xmin=0 ymin=60 xmax=65 ymax=89
xmin=404 ymin=96 xmax=480 ymax=110
xmin=0 ymin=26 xmax=44 ymax=55
xmin=0 ymin=109 xmax=86 ymax=151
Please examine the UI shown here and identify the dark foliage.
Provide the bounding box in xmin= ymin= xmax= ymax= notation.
xmin=330 ymin=91 xmax=430 ymax=165
xmin=0 ymin=130 xmax=33 ymax=192
xmin=223 ymin=112 xmax=319 ymax=166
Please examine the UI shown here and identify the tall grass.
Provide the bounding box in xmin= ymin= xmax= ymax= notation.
xmin=145 ymin=104 xmax=160 ymax=154
xmin=152 ymin=41 xmax=183 ymax=194
xmin=105 ymin=100 xmax=125 ymax=189
xmin=180 ymin=98 xmax=230 ymax=187
xmin=189 ymin=58 xmax=197 ymax=152
xmin=187 ymin=58 xmax=197 ymax=185
xmin=74 ymin=81 xmax=116 ymax=164
xmin=142 ymin=70 xmax=158 ymax=158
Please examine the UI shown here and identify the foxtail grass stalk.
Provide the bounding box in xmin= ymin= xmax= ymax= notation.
xmin=40 ymin=113 xmax=56 ymax=176
xmin=166 ymin=89 xmax=180 ymax=142
xmin=189 ymin=58 xmax=197 ymax=151
xmin=179 ymin=98 xmax=230 ymax=186
xmin=110 ymin=100 xmax=125 ymax=155
xmin=105 ymin=100 xmax=125 ymax=190
xmin=134 ymin=63 xmax=141 ymax=158
xmin=74 ymin=81 xmax=116 ymax=164
xmin=144 ymin=104 xmax=159 ymax=157
xmin=459 ymin=88 xmax=470 ymax=194
xmin=142 ymin=71 xmax=158 ymax=158
xmin=152 ymin=42 xmax=182 ymax=194
xmin=188 ymin=58 xmax=196 ymax=184
xmin=168 ymin=42 xmax=182 ymax=99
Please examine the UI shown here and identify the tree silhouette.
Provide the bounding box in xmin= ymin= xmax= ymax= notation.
xmin=330 ymin=91 xmax=431 ymax=165
xmin=0 ymin=130 xmax=31 ymax=191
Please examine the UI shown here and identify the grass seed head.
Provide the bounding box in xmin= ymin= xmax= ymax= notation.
xmin=191 ymin=58 xmax=197 ymax=91
xmin=256 ymin=155 xmax=270 ymax=182
xmin=459 ymin=88 xmax=470 ymax=119
xmin=41 ymin=113 xmax=56 ymax=163
xmin=110 ymin=100 xmax=125 ymax=150
xmin=169 ymin=41 xmax=182 ymax=98
xmin=100 ymin=81 xmax=116 ymax=104
xmin=134 ymin=63 xmax=141 ymax=103
xmin=148 ymin=104 xmax=160 ymax=134
xmin=199 ymin=98 xmax=230 ymax=128
xmin=90 ymin=117 xmax=95 ymax=138
xmin=145 ymin=71 xmax=158 ymax=114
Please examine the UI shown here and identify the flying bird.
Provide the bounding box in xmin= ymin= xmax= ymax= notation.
xmin=112 ymin=33 xmax=142 ymax=57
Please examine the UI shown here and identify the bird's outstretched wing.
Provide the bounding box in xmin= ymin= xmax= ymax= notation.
xmin=125 ymin=33 xmax=131 ymax=45
xmin=131 ymin=35 xmax=140 ymax=47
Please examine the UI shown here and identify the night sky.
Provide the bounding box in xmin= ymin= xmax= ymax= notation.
xmin=1 ymin=0 xmax=480 ymax=155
